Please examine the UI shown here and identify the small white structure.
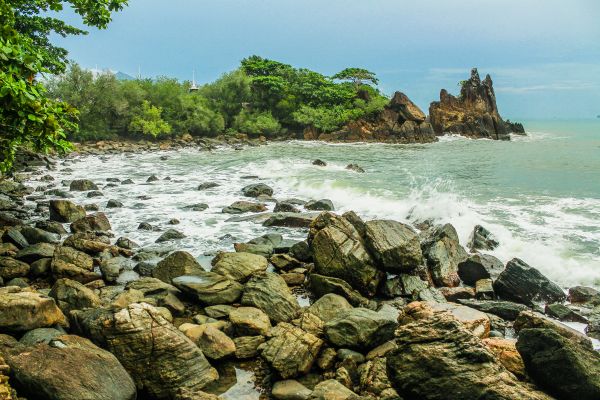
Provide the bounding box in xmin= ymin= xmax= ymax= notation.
xmin=189 ymin=69 xmax=199 ymax=92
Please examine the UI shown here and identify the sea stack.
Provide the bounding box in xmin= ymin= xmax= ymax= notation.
xmin=429 ymin=68 xmax=525 ymax=140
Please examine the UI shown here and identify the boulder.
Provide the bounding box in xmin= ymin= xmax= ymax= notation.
xmin=309 ymin=212 xmax=383 ymax=297
xmin=358 ymin=357 xmax=399 ymax=399
xmin=211 ymin=252 xmax=268 ymax=282
xmin=324 ymin=308 xmax=397 ymax=350
xmin=19 ymin=327 xmax=63 ymax=346
xmin=364 ymin=219 xmax=423 ymax=273
xmin=173 ymin=273 xmax=243 ymax=305
xmin=482 ymin=338 xmax=526 ymax=379
xmin=308 ymin=379 xmax=359 ymax=400
xmin=457 ymin=253 xmax=504 ymax=286
xmin=517 ymin=328 xmax=600 ymax=400
xmin=307 ymin=274 xmax=375 ymax=309
xmin=35 ymin=220 xmax=68 ymax=236
xmin=2 ymin=228 xmax=28 ymax=249
xmin=387 ymin=302 xmax=552 ymax=399
xmin=0 ymin=287 xmax=66 ymax=332
xmin=0 ymin=257 xmax=30 ymax=280
xmin=100 ymin=257 xmax=125 ymax=283
xmin=514 ymin=310 xmax=592 ymax=349
xmin=69 ymin=179 xmax=98 ymax=191
xmin=272 ymin=379 xmax=312 ymax=400
xmin=304 ymin=199 xmax=334 ymax=211
xmin=0 ymin=334 xmax=136 ymax=400
xmin=153 ymin=251 xmax=204 ymax=283
xmin=545 ymin=303 xmax=587 ymax=323
xmin=49 ymin=199 xmax=86 ymax=223
xmin=263 ymin=213 xmax=316 ymax=228
xmin=48 ymin=278 xmax=101 ymax=314
xmin=106 ymin=199 xmax=123 ymax=208
xmin=155 ymin=228 xmax=186 ymax=243
xmin=306 ymin=293 xmax=353 ymax=322
xmin=229 ymin=306 xmax=271 ymax=336
xmin=241 ymin=272 xmax=300 ymax=323
xmin=421 ymin=224 xmax=467 ymax=287
xmin=51 ymin=245 xmax=99 ymax=284
xmin=15 ymin=242 xmax=55 ymax=264
xmin=467 ymin=224 xmax=499 ymax=251
xmin=493 ymin=258 xmax=566 ymax=306
xmin=222 ymin=201 xmax=267 ymax=214
xmin=260 ymin=322 xmax=323 ymax=379
xmin=19 ymin=226 xmax=60 ymax=245
xmin=196 ymin=325 xmax=236 ymax=360
xmin=568 ymin=286 xmax=599 ymax=304
xmin=70 ymin=213 xmax=112 ymax=233
xmin=233 ymin=336 xmax=265 ymax=359
xmin=274 ymin=201 xmax=301 ymax=213
xmin=457 ymin=299 xmax=529 ymax=320
xmin=427 ymin=301 xmax=490 ymax=338
xmin=71 ymin=303 xmax=218 ymax=398
xmin=242 ymin=183 xmax=273 ymax=197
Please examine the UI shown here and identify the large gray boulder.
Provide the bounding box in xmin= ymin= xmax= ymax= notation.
xmin=457 ymin=253 xmax=504 ymax=286
xmin=71 ymin=303 xmax=218 ymax=398
xmin=324 ymin=307 xmax=397 ymax=350
xmin=493 ymin=258 xmax=566 ymax=306
xmin=173 ymin=272 xmax=243 ymax=305
xmin=242 ymin=183 xmax=273 ymax=197
xmin=153 ymin=251 xmax=204 ymax=283
xmin=211 ymin=252 xmax=268 ymax=282
xmin=0 ymin=334 xmax=136 ymax=400
xmin=364 ymin=219 xmax=423 ymax=272
xmin=309 ymin=212 xmax=384 ymax=297
xmin=241 ymin=272 xmax=300 ymax=323
xmin=517 ymin=328 xmax=600 ymax=400
xmin=421 ymin=224 xmax=468 ymax=287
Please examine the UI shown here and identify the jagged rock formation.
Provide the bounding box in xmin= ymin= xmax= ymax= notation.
xmin=429 ymin=68 xmax=525 ymax=140
xmin=304 ymin=91 xmax=437 ymax=143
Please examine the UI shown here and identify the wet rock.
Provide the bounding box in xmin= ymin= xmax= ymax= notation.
xmin=281 ymin=272 xmax=305 ymax=286
xmin=493 ymin=258 xmax=566 ymax=306
xmin=204 ymin=304 xmax=235 ymax=319
xmin=19 ymin=226 xmax=60 ymax=245
xmin=35 ymin=220 xmax=68 ymax=235
xmin=51 ymin=245 xmax=99 ymax=283
xmin=364 ymin=219 xmax=423 ymax=273
xmin=568 ymin=286 xmax=599 ymax=304
xmin=290 ymin=240 xmax=311 ymax=262
xmin=229 ymin=306 xmax=272 ymax=336
xmin=0 ymin=257 xmax=30 ymax=280
xmin=2 ymin=228 xmax=28 ymax=249
xmin=115 ymin=237 xmax=138 ymax=250
xmin=71 ymin=303 xmax=218 ymax=398
xmin=155 ymin=228 xmax=186 ymax=243
xmin=358 ymin=357 xmax=399 ymax=399
xmin=15 ymin=242 xmax=56 ymax=264
xmin=233 ymin=336 xmax=265 ymax=359
xmin=270 ymin=253 xmax=302 ymax=271
xmin=427 ymin=301 xmax=490 ymax=338
xmin=309 ymin=212 xmax=383 ymax=297
xmin=87 ymin=190 xmax=104 ymax=198
xmin=70 ymin=212 xmax=112 ymax=233
xmin=263 ymin=212 xmax=316 ymax=228
xmin=153 ymin=251 xmax=204 ymax=283
xmin=586 ymin=308 xmax=600 ymax=339
xmin=312 ymin=159 xmax=327 ymax=166
xmin=475 ymin=278 xmax=495 ymax=300
xmin=173 ymin=273 xmax=243 ymax=305
xmin=457 ymin=253 xmax=504 ymax=286
xmin=324 ymin=308 xmax=397 ymax=350
xmin=307 ymin=293 xmax=353 ymax=322
xmin=439 ymin=286 xmax=475 ymax=302
xmin=49 ymin=199 xmax=86 ymax=223
xmin=345 ymin=164 xmax=365 ymax=173
xmin=49 ymin=278 xmax=101 ymax=314
xmin=19 ymin=327 xmax=63 ymax=346
xmin=242 ymin=183 xmax=273 ymax=197
xmin=307 ymin=274 xmax=375 ymax=309
xmin=138 ymin=222 xmax=153 ymax=230
xmin=241 ymin=272 xmax=300 ymax=323
xmin=514 ymin=310 xmax=592 ymax=349
xmin=121 ymin=179 xmax=134 ymax=185
xmin=274 ymin=201 xmax=301 ymax=213
xmin=211 ymin=252 xmax=268 ymax=282
xmin=197 ymin=182 xmax=220 ymax=190
xmin=0 ymin=334 xmax=136 ymax=400
xmin=387 ymin=302 xmax=552 ymax=400
xmin=260 ymin=322 xmax=324 ymax=379
xmin=304 ymin=199 xmax=334 ymax=211
xmin=0 ymin=287 xmax=67 ymax=332
xmin=545 ymin=303 xmax=587 ymax=323
xmin=183 ymin=203 xmax=209 ymax=212
xmin=197 ymin=325 xmax=236 ymax=360
xmin=421 ymin=223 xmax=467 ymax=287
xmin=69 ymin=179 xmax=98 ymax=191
xmin=222 ymin=200 xmax=267 ymax=214
xmin=467 ymin=224 xmax=499 ymax=251
xmin=147 ymin=174 xmax=159 ymax=182
xmin=100 ymin=257 xmax=125 ymax=283
xmin=308 ymin=379 xmax=358 ymax=400
xmin=126 ymin=277 xmax=180 ymax=299
xmin=457 ymin=299 xmax=529 ymax=320
xmin=272 ymin=379 xmax=312 ymax=400
xmin=517 ymin=328 xmax=600 ymax=400
xmin=107 ymin=199 xmax=123 ymax=208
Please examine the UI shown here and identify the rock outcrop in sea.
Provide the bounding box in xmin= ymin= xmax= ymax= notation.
xmin=429 ymin=68 xmax=525 ymax=140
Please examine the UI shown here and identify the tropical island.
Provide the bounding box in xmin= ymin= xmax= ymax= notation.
xmin=1 ymin=2 xmax=599 ymax=400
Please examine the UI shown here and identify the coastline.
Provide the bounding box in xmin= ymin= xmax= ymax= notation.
xmin=0 ymin=139 xmax=599 ymax=399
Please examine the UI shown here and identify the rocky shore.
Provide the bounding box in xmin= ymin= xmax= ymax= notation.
xmin=0 ymin=149 xmax=599 ymax=400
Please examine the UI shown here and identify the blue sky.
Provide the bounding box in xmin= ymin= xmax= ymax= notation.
xmin=52 ymin=0 xmax=600 ymax=119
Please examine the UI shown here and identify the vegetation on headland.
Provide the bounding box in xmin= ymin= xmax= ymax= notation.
xmin=0 ymin=0 xmax=129 ymax=172
xmin=45 ymin=56 xmax=388 ymax=142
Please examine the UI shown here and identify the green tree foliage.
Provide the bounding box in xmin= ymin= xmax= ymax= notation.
xmin=332 ymin=67 xmax=379 ymax=88
xmin=179 ymin=94 xmax=225 ymax=137
xmin=128 ymin=100 xmax=171 ymax=137
xmin=233 ymin=109 xmax=281 ymax=137
xmin=0 ymin=0 xmax=127 ymax=171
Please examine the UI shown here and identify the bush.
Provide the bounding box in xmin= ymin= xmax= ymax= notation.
xmin=233 ymin=109 xmax=281 ymax=137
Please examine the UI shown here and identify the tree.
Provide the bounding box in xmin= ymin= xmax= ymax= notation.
xmin=128 ymin=100 xmax=171 ymax=138
xmin=0 ymin=0 xmax=127 ymax=171
xmin=332 ymin=68 xmax=379 ymax=88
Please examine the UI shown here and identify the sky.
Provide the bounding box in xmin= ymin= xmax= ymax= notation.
xmin=51 ymin=0 xmax=600 ymax=119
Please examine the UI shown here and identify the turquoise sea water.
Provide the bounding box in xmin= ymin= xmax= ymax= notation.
xmin=40 ymin=119 xmax=600 ymax=290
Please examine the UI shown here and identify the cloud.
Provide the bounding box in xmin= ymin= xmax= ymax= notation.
xmin=496 ymin=81 xmax=598 ymax=93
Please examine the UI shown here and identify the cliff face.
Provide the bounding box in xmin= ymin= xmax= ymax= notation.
xmin=304 ymin=91 xmax=437 ymax=143
xmin=429 ymin=68 xmax=524 ymax=140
